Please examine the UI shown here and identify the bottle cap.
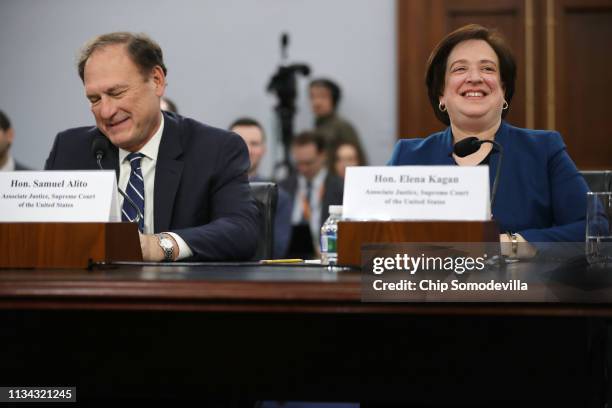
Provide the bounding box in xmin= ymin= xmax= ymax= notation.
xmin=329 ymin=205 xmax=343 ymax=215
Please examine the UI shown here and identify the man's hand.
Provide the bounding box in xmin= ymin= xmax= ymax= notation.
xmin=139 ymin=233 xmax=179 ymax=262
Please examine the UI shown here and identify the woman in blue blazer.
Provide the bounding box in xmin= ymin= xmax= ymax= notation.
xmin=389 ymin=24 xmax=588 ymax=247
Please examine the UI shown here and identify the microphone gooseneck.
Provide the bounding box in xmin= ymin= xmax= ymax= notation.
xmin=90 ymin=136 xmax=144 ymax=225
xmin=452 ymin=136 xmax=504 ymax=209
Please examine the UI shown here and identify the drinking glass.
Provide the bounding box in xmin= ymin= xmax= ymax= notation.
xmin=586 ymin=192 xmax=612 ymax=265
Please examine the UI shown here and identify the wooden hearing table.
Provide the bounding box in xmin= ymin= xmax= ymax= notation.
xmin=0 ymin=259 xmax=610 ymax=406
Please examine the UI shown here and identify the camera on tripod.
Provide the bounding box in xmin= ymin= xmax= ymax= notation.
xmin=267 ymin=33 xmax=311 ymax=175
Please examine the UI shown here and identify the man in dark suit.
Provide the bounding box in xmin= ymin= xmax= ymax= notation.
xmin=45 ymin=32 xmax=259 ymax=262
xmin=280 ymin=131 xmax=343 ymax=258
xmin=0 ymin=110 xmax=30 ymax=171
xmin=230 ymin=117 xmax=292 ymax=258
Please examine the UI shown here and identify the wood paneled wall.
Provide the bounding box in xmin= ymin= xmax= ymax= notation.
xmin=397 ymin=0 xmax=612 ymax=169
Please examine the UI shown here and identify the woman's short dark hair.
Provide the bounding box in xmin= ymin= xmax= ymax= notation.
xmin=425 ymin=24 xmax=516 ymax=125
xmin=309 ymin=78 xmax=342 ymax=109
xmin=77 ymin=32 xmax=167 ymax=82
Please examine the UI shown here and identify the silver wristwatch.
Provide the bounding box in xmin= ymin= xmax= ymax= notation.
xmin=156 ymin=233 xmax=174 ymax=261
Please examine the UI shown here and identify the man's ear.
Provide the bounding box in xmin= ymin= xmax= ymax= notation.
xmin=151 ymin=66 xmax=166 ymax=97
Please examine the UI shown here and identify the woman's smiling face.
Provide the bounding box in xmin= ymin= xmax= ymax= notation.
xmin=439 ymin=39 xmax=506 ymax=130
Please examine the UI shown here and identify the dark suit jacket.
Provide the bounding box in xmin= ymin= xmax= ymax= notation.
xmin=388 ymin=121 xmax=588 ymax=242
xmin=45 ymin=111 xmax=260 ymax=261
xmin=280 ymin=171 xmax=344 ymax=230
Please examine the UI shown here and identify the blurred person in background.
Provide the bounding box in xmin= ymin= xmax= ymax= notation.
xmin=309 ymin=78 xmax=364 ymax=156
xmin=0 ymin=110 xmax=30 ymax=171
xmin=230 ymin=117 xmax=292 ymax=258
xmin=330 ymin=140 xmax=367 ymax=179
xmin=281 ymin=130 xmax=343 ymax=258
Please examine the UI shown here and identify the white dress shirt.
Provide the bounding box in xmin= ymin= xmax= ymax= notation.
xmin=118 ymin=113 xmax=193 ymax=260
xmin=291 ymin=168 xmax=328 ymax=244
xmin=0 ymin=155 xmax=15 ymax=171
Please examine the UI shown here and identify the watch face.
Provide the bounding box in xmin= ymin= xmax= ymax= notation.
xmin=158 ymin=235 xmax=174 ymax=261
xmin=160 ymin=237 xmax=173 ymax=250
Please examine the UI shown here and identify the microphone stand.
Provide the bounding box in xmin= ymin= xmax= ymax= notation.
xmin=479 ymin=140 xmax=503 ymax=209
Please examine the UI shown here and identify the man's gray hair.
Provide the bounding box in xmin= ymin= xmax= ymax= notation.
xmin=77 ymin=32 xmax=167 ymax=82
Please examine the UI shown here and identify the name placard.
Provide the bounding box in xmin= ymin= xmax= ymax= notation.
xmin=343 ymin=166 xmax=490 ymax=221
xmin=0 ymin=171 xmax=120 ymax=222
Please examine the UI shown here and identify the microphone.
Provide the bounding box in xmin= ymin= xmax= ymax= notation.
xmin=91 ymin=136 xmax=144 ymax=226
xmin=91 ymin=136 xmax=110 ymax=169
xmin=453 ymin=136 xmax=481 ymax=158
xmin=452 ymin=136 xmax=504 ymax=209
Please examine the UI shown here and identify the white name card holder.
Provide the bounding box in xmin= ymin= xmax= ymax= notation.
xmin=0 ymin=171 xmax=142 ymax=268
xmin=337 ymin=166 xmax=498 ymax=266
xmin=343 ymin=166 xmax=490 ymax=221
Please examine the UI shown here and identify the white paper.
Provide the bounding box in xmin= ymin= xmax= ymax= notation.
xmin=0 ymin=171 xmax=121 ymax=222
xmin=343 ymin=166 xmax=490 ymax=221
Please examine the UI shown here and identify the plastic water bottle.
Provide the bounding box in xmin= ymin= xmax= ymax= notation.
xmin=320 ymin=205 xmax=343 ymax=265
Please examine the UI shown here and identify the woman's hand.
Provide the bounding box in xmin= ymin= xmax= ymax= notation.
xmin=499 ymin=233 xmax=537 ymax=259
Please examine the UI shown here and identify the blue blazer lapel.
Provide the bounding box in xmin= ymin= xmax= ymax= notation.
xmin=440 ymin=127 xmax=456 ymax=165
xmin=154 ymin=113 xmax=184 ymax=233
